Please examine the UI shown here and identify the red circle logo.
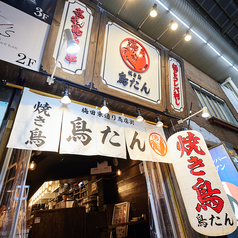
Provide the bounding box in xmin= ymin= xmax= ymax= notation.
xmin=120 ymin=38 xmax=150 ymax=73
xmin=149 ymin=133 xmax=167 ymax=156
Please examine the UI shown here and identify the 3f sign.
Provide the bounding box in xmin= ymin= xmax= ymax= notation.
xmin=34 ymin=7 xmax=49 ymax=21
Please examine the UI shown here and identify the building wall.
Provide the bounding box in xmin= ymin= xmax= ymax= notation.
xmin=184 ymin=61 xmax=238 ymax=150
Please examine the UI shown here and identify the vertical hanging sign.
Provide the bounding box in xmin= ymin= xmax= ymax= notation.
xmin=7 ymin=88 xmax=63 ymax=152
xmin=0 ymin=0 xmax=57 ymax=71
xmin=53 ymin=0 xmax=93 ymax=75
xmin=169 ymin=57 xmax=184 ymax=112
xmin=168 ymin=130 xmax=236 ymax=236
xmin=101 ymin=22 xmax=161 ymax=103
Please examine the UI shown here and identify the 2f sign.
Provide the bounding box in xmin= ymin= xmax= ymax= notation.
xmin=16 ymin=53 xmax=36 ymax=67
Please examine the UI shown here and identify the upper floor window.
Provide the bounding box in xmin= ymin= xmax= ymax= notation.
xmin=190 ymin=81 xmax=238 ymax=126
xmin=221 ymin=77 xmax=238 ymax=113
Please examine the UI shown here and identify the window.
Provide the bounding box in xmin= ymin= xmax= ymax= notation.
xmin=0 ymin=86 xmax=14 ymax=129
xmin=221 ymin=77 xmax=238 ymax=113
xmin=190 ymin=81 xmax=238 ymax=126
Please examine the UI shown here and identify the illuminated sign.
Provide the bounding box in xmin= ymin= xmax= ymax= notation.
xmin=101 ymin=22 xmax=161 ymax=103
xmin=168 ymin=130 xmax=236 ymax=236
xmin=169 ymin=57 xmax=184 ymax=112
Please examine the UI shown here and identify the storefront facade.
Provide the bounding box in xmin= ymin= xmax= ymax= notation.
xmin=0 ymin=0 xmax=238 ymax=237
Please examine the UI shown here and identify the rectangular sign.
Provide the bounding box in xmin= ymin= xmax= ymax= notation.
xmin=53 ymin=0 xmax=93 ymax=75
xmin=0 ymin=1 xmax=54 ymax=71
xmin=169 ymin=57 xmax=184 ymax=112
xmin=101 ymin=22 xmax=161 ymax=103
xmin=1 ymin=0 xmax=57 ymax=24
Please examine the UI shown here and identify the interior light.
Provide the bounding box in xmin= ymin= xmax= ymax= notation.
xmin=184 ymin=31 xmax=192 ymax=41
xmin=117 ymin=169 xmax=122 ymax=176
xmin=150 ymin=4 xmax=158 ymax=17
xmin=29 ymin=161 xmax=36 ymax=170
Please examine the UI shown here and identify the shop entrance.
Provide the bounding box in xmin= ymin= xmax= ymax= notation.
xmin=0 ymin=148 xmax=154 ymax=238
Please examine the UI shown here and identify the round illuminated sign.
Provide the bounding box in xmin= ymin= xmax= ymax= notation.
xmin=120 ymin=38 xmax=150 ymax=73
xmin=149 ymin=132 xmax=167 ymax=156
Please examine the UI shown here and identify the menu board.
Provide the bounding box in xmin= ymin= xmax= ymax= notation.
xmin=111 ymin=202 xmax=130 ymax=238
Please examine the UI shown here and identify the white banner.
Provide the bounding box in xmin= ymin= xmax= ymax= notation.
xmin=125 ymin=121 xmax=151 ymax=161
xmin=124 ymin=121 xmax=171 ymax=163
xmin=96 ymin=112 xmax=126 ymax=159
xmin=167 ymin=130 xmax=236 ymax=236
xmin=60 ymin=103 xmax=98 ymax=155
xmin=145 ymin=123 xmax=171 ymax=163
xmin=60 ymin=103 xmax=126 ymax=159
xmin=7 ymin=89 xmax=171 ymax=163
xmin=7 ymin=88 xmax=63 ymax=152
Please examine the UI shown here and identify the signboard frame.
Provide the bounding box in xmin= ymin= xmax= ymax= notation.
xmin=165 ymin=50 xmax=187 ymax=118
xmin=93 ymin=11 xmax=167 ymax=114
xmin=40 ymin=0 xmax=100 ymax=86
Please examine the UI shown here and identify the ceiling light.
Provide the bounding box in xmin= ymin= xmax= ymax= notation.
xmin=170 ymin=21 xmax=178 ymax=30
xmin=184 ymin=31 xmax=192 ymax=41
xmin=156 ymin=20 xmax=178 ymax=41
xmin=136 ymin=108 xmax=144 ymax=122
xmin=156 ymin=115 xmax=163 ymax=127
xmin=29 ymin=161 xmax=36 ymax=171
xmin=60 ymin=86 xmax=71 ymax=104
xmin=150 ymin=4 xmax=158 ymax=17
xmin=170 ymin=30 xmax=192 ymax=51
xmin=138 ymin=3 xmax=158 ymax=29
xmin=156 ymin=0 xmax=237 ymax=74
xmin=100 ymin=98 xmax=109 ymax=114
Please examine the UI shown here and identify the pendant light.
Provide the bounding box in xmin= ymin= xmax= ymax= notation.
xmin=61 ymin=86 xmax=71 ymax=105
xmin=184 ymin=31 xmax=192 ymax=41
xmin=29 ymin=161 xmax=36 ymax=170
xmin=100 ymin=98 xmax=109 ymax=114
xmin=156 ymin=115 xmax=163 ymax=127
xmin=136 ymin=108 xmax=144 ymax=122
xmin=150 ymin=4 xmax=158 ymax=17
xmin=117 ymin=169 xmax=122 ymax=176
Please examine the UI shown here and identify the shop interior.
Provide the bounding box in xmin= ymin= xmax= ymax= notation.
xmin=25 ymin=150 xmax=151 ymax=238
